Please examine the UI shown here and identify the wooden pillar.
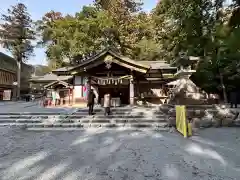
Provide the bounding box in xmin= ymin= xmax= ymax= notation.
xmin=12 ymin=86 xmax=17 ymax=101
xmin=86 ymin=76 xmax=91 ymax=101
xmin=71 ymin=88 xmax=74 ymax=105
xmin=129 ymin=78 xmax=135 ymax=105
xmin=68 ymin=88 xmax=71 ymax=105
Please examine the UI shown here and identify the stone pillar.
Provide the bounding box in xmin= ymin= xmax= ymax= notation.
xmin=130 ymin=79 xmax=135 ymax=105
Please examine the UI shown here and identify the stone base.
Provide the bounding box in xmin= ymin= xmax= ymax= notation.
xmin=130 ymin=97 xmax=135 ymax=106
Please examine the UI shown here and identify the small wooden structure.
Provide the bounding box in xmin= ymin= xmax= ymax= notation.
xmin=44 ymin=80 xmax=74 ymax=106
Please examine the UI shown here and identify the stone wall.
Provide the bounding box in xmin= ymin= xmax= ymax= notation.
xmin=168 ymin=78 xmax=218 ymax=105
xmin=159 ymin=104 xmax=240 ymax=128
xmin=137 ymin=83 xmax=168 ymax=105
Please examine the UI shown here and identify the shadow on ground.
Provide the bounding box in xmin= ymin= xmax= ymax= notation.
xmin=0 ymin=128 xmax=240 ymax=180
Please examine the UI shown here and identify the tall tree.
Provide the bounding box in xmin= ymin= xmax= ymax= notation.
xmin=0 ymin=3 xmax=35 ymax=99
xmin=95 ymin=0 xmax=148 ymax=57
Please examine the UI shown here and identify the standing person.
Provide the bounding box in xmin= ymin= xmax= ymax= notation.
xmin=55 ymin=90 xmax=60 ymax=106
xmin=42 ymin=90 xmax=47 ymax=107
xmin=230 ymin=91 xmax=238 ymax=108
xmin=104 ymin=93 xmax=111 ymax=116
xmin=87 ymin=89 xmax=95 ymax=115
xmin=51 ymin=90 xmax=56 ymax=106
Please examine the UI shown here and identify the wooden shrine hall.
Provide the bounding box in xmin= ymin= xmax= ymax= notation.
xmin=51 ymin=48 xmax=178 ymax=106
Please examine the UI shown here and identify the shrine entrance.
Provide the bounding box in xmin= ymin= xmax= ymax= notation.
xmin=91 ymin=75 xmax=132 ymax=106
xmin=98 ymin=84 xmax=130 ymax=106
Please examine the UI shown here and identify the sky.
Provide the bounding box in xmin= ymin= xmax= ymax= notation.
xmin=0 ymin=0 xmax=159 ymax=66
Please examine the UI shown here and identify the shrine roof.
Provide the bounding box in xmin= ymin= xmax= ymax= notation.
xmin=0 ymin=52 xmax=33 ymax=73
xmin=30 ymin=73 xmax=72 ymax=82
xmin=70 ymin=48 xmax=150 ymax=71
xmin=44 ymin=80 xmax=73 ymax=89
xmin=52 ymin=48 xmax=177 ymax=74
xmin=51 ymin=66 xmax=74 ymax=72
xmin=139 ymin=61 xmax=177 ymax=70
xmin=171 ymin=56 xmax=200 ymax=66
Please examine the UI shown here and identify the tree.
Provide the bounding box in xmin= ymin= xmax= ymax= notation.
xmin=153 ymin=0 xmax=216 ymax=60
xmin=33 ymin=65 xmax=52 ymax=76
xmin=36 ymin=11 xmax=64 ymax=68
xmin=95 ymin=0 xmax=146 ymax=57
xmin=37 ymin=7 xmax=114 ymax=68
xmin=0 ymin=3 xmax=35 ymax=99
xmin=38 ymin=1 xmax=164 ymax=67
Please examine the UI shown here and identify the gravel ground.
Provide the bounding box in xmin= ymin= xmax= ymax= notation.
xmin=0 ymin=127 xmax=240 ymax=180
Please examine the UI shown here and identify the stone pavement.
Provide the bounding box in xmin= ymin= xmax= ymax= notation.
xmin=0 ymin=127 xmax=240 ymax=180
xmin=0 ymin=101 xmax=78 ymax=114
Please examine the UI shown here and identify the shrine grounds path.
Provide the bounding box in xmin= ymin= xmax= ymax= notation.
xmin=0 ymin=127 xmax=240 ymax=180
xmin=0 ymin=101 xmax=78 ymax=114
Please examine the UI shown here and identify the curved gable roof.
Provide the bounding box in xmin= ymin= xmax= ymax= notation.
xmin=68 ymin=48 xmax=150 ymax=74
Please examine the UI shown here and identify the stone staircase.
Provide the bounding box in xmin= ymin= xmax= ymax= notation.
xmin=0 ymin=106 xmax=169 ymax=130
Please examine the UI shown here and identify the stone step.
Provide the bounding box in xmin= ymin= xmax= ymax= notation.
xmin=73 ymin=112 xmax=164 ymax=116
xmin=59 ymin=119 xmax=167 ymax=124
xmin=0 ymin=122 xmax=168 ymax=129
xmin=0 ymin=114 xmax=166 ymax=119
xmin=0 ymin=115 xmax=60 ymax=119
xmin=0 ymin=118 xmax=167 ymax=124
xmin=0 ymin=119 xmax=43 ymax=123
xmin=75 ymin=107 xmax=157 ymax=113
xmin=26 ymin=127 xmax=170 ymax=131
xmin=0 ymin=112 xmax=63 ymax=116
xmin=66 ymin=114 xmax=166 ymax=118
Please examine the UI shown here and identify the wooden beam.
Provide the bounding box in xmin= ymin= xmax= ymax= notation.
xmin=112 ymin=59 xmax=147 ymax=73
xmin=70 ymin=58 xmax=148 ymax=74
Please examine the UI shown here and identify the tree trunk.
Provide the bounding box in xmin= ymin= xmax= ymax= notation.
xmin=217 ymin=47 xmax=227 ymax=104
xmin=17 ymin=60 xmax=21 ymax=100
xmin=219 ymin=71 xmax=228 ymax=103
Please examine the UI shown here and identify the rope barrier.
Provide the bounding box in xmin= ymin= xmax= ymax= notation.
xmin=91 ymin=75 xmax=133 ymax=85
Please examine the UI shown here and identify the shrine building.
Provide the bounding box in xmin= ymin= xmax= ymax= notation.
xmin=33 ymin=47 xmax=181 ymax=107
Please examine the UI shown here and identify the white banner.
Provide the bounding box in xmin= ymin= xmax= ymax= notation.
xmin=3 ymin=90 xmax=11 ymax=100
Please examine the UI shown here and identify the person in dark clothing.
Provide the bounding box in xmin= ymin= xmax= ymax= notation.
xmin=230 ymin=91 xmax=238 ymax=108
xmin=87 ymin=89 xmax=95 ymax=115
xmin=42 ymin=90 xmax=47 ymax=107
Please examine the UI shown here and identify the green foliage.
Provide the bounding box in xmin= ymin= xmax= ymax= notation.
xmin=0 ymin=3 xmax=35 ymax=61
xmin=35 ymin=0 xmax=240 ymax=95
xmin=152 ymin=0 xmax=240 ymax=95
xmin=34 ymin=65 xmax=52 ymax=76
xmin=0 ymin=3 xmax=35 ymax=98
xmin=38 ymin=0 xmax=162 ymax=67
